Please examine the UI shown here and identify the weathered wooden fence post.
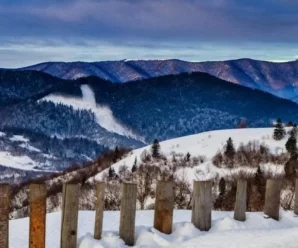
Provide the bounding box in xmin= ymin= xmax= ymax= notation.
xmin=294 ymin=176 xmax=298 ymax=215
xmin=0 ymin=184 xmax=9 ymax=248
xmin=192 ymin=181 xmax=212 ymax=231
xmin=94 ymin=182 xmax=105 ymax=240
xmin=119 ymin=183 xmax=137 ymax=246
xmin=234 ymin=179 xmax=247 ymax=221
xmin=154 ymin=180 xmax=174 ymax=234
xmin=29 ymin=184 xmax=47 ymax=248
xmin=264 ymin=179 xmax=282 ymax=221
xmin=60 ymin=184 xmax=79 ymax=248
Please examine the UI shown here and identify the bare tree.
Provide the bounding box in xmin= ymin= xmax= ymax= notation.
xmin=134 ymin=164 xmax=158 ymax=209
xmin=173 ymin=170 xmax=192 ymax=209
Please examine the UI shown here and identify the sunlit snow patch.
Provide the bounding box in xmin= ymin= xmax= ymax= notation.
xmin=9 ymin=135 xmax=29 ymax=142
xmin=0 ymin=151 xmax=39 ymax=171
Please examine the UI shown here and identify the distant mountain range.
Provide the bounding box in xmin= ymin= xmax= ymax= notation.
xmin=19 ymin=59 xmax=298 ymax=102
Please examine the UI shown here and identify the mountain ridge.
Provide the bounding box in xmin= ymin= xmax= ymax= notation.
xmin=16 ymin=58 xmax=298 ymax=103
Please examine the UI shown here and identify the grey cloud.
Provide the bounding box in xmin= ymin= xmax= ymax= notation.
xmin=0 ymin=0 xmax=297 ymax=67
xmin=0 ymin=0 xmax=297 ymax=42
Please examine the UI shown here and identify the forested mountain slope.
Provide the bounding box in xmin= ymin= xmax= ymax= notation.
xmin=1 ymin=70 xmax=298 ymax=180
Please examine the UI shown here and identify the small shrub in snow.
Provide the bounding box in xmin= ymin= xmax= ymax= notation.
xmin=224 ymin=137 xmax=235 ymax=159
xmin=108 ymin=166 xmax=116 ymax=178
xmin=140 ymin=149 xmax=151 ymax=162
xmin=236 ymin=119 xmax=247 ymax=129
xmin=214 ymin=177 xmax=226 ymax=210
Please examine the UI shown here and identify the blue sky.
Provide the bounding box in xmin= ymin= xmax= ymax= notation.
xmin=1 ymin=0 xmax=298 ymax=67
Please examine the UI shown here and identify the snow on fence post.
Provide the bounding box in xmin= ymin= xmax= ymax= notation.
xmin=119 ymin=182 xmax=137 ymax=246
xmin=264 ymin=179 xmax=282 ymax=221
xmin=192 ymin=181 xmax=212 ymax=231
xmin=94 ymin=182 xmax=105 ymax=240
xmin=29 ymin=184 xmax=47 ymax=248
xmin=154 ymin=180 xmax=174 ymax=234
xmin=294 ymin=176 xmax=298 ymax=216
xmin=0 ymin=184 xmax=9 ymax=248
xmin=234 ymin=179 xmax=247 ymax=221
xmin=60 ymin=184 xmax=80 ymax=248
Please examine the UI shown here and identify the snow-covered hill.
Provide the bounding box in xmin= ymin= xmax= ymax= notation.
xmin=95 ymin=128 xmax=289 ymax=182
xmin=9 ymin=210 xmax=298 ymax=248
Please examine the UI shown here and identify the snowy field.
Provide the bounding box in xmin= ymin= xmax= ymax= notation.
xmin=10 ymin=210 xmax=298 ymax=248
xmin=95 ymin=127 xmax=289 ymax=182
xmin=0 ymin=134 xmax=49 ymax=171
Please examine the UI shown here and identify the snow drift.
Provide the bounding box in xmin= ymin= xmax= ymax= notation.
xmin=9 ymin=210 xmax=298 ymax=248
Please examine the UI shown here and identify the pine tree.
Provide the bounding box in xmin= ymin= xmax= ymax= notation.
xmin=273 ymin=118 xmax=286 ymax=140
xmin=113 ymin=146 xmax=120 ymax=163
xmin=285 ymin=132 xmax=297 ymax=156
xmin=132 ymin=157 xmax=137 ymax=173
xmin=224 ymin=137 xmax=235 ymax=159
xmin=151 ymin=139 xmax=161 ymax=158
xmin=109 ymin=166 xmax=116 ymax=178
xmin=186 ymin=152 xmax=191 ymax=162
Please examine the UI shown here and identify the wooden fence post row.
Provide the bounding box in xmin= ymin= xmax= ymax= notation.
xmin=154 ymin=180 xmax=174 ymax=234
xmin=94 ymin=182 xmax=105 ymax=240
xmin=119 ymin=183 xmax=137 ymax=246
xmin=0 ymin=184 xmax=9 ymax=248
xmin=264 ymin=179 xmax=282 ymax=221
xmin=60 ymin=184 xmax=80 ymax=248
xmin=192 ymin=181 xmax=212 ymax=231
xmin=29 ymin=184 xmax=47 ymax=248
xmin=234 ymin=179 xmax=247 ymax=222
xmin=0 ymin=178 xmax=290 ymax=248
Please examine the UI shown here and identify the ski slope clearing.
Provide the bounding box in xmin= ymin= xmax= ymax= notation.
xmin=9 ymin=210 xmax=298 ymax=248
xmin=41 ymin=84 xmax=143 ymax=141
xmin=95 ymin=128 xmax=289 ymax=181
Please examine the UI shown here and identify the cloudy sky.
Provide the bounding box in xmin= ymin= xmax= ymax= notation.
xmin=1 ymin=0 xmax=298 ymax=67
